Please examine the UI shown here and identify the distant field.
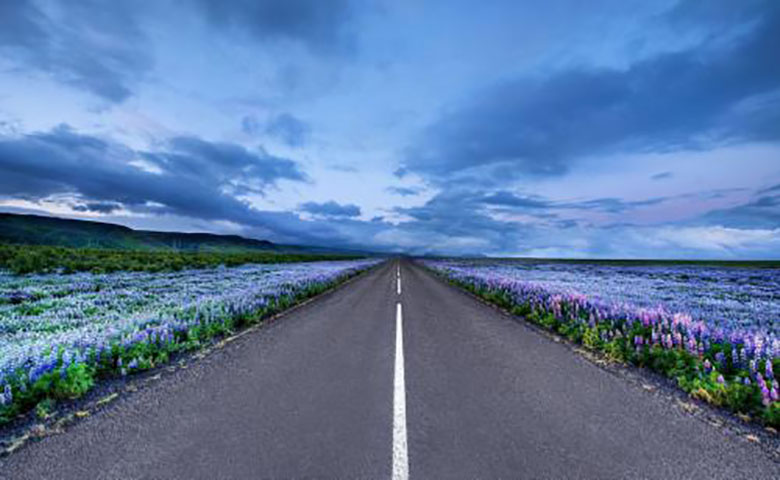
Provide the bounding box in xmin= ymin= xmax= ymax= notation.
xmin=435 ymin=256 xmax=780 ymax=269
xmin=424 ymin=258 xmax=780 ymax=426
xmin=428 ymin=259 xmax=780 ymax=333
xmin=0 ymin=243 xmax=364 ymax=275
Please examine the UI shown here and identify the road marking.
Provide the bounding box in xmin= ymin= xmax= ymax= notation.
xmin=393 ymin=302 xmax=409 ymax=480
xmin=397 ymin=275 xmax=401 ymax=295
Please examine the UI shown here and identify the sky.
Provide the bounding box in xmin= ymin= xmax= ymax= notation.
xmin=0 ymin=0 xmax=779 ymax=259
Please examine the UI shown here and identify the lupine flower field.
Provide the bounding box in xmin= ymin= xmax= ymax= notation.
xmin=0 ymin=259 xmax=380 ymax=424
xmin=423 ymin=259 xmax=780 ymax=426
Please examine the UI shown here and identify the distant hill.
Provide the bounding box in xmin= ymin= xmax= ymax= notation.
xmin=0 ymin=213 xmax=281 ymax=252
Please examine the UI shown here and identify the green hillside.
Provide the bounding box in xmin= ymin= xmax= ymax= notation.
xmin=0 ymin=213 xmax=371 ymax=274
xmin=0 ymin=213 xmax=277 ymax=252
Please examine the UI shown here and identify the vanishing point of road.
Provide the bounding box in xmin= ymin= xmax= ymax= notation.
xmin=1 ymin=259 xmax=777 ymax=479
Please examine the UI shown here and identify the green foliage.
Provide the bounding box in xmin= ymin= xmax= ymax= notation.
xmin=54 ymin=363 xmax=95 ymax=399
xmin=0 ymin=243 xmax=362 ymax=275
xmin=35 ymin=398 xmax=56 ymax=420
xmin=582 ymin=327 xmax=602 ymax=350
xmin=764 ymin=403 xmax=780 ymax=426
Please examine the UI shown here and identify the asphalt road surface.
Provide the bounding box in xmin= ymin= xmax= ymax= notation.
xmin=1 ymin=259 xmax=777 ymax=479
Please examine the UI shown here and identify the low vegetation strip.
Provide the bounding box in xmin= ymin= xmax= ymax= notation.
xmin=422 ymin=259 xmax=780 ymax=428
xmin=0 ymin=243 xmax=363 ymax=275
xmin=0 ymin=259 xmax=381 ymax=425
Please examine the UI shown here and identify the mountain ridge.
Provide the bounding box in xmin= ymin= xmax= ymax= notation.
xmin=0 ymin=212 xmax=297 ymax=252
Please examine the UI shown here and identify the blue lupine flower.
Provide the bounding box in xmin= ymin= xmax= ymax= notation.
xmin=3 ymin=384 xmax=12 ymax=405
xmin=714 ymin=352 xmax=725 ymax=366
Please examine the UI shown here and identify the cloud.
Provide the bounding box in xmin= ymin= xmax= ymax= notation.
xmin=0 ymin=0 xmax=45 ymax=49
xmin=561 ymin=197 xmax=666 ymax=214
xmin=264 ymin=113 xmax=311 ymax=147
xmin=0 ymin=126 xmax=378 ymax=251
xmin=0 ymin=125 xmax=306 ymax=225
xmin=696 ymin=187 xmax=780 ymax=229
xmin=759 ymin=183 xmax=780 ymax=194
xmin=631 ymin=226 xmax=780 ymax=258
xmin=476 ymin=190 xmax=666 ymax=214
xmin=299 ymin=200 xmax=361 ymax=218
xmin=0 ymin=0 xmax=152 ymax=102
xmin=399 ymin=0 xmax=780 ymax=186
xmin=194 ymin=0 xmax=356 ymax=53
xmin=73 ymin=202 xmax=123 ymax=214
xmin=143 ymin=135 xmax=306 ymax=195
xmin=392 ymin=189 xmax=533 ymax=254
xmin=651 ymin=171 xmax=673 ymax=180
xmin=390 ymin=188 xmax=780 ymax=258
xmin=386 ymin=186 xmax=422 ymax=197
xmin=479 ymin=191 xmax=551 ymax=209
xmin=241 ymin=115 xmax=261 ymax=135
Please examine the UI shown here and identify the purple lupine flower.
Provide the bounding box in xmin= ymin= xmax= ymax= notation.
xmin=757 ymin=374 xmax=771 ymax=406
xmin=766 ymin=360 xmax=774 ymax=380
xmin=717 ymin=375 xmax=725 ymax=385
xmin=703 ymin=359 xmax=712 ymax=373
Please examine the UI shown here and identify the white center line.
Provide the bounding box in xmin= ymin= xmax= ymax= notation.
xmin=392 ymin=302 xmax=409 ymax=480
xmin=397 ymin=275 xmax=402 ymax=295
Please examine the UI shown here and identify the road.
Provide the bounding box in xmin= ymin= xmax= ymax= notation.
xmin=1 ymin=259 xmax=776 ymax=479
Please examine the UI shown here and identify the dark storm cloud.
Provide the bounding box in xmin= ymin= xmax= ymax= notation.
xmin=0 ymin=125 xmax=380 ymax=251
xmin=143 ymin=136 xmax=306 ymax=195
xmin=0 ymin=0 xmax=152 ymax=102
xmin=194 ymin=0 xmax=356 ymax=53
xmin=0 ymin=125 xmax=306 ymax=224
xmin=264 ymin=113 xmax=311 ymax=147
xmin=399 ymin=0 xmax=780 ymax=186
xmin=300 ymin=201 xmax=361 ymax=218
